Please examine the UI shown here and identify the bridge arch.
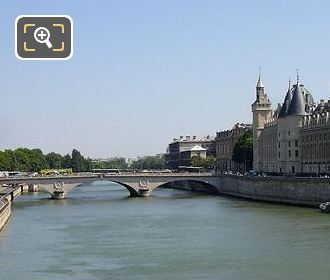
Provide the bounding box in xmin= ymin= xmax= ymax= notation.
xmin=108 ymin=180 xmax=139 ymax=196
xmin=154 ymin=179 xmax=220 ymax=195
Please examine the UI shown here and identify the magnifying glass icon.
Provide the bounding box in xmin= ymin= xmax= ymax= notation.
xmin=34 ymin=27 xmax=53 ymax=48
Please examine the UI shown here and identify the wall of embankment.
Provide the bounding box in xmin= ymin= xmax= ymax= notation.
xmin=216 ymin=175 xmax=330 ymax=207
xmin=0 ymin=185 xmax=29 ymax=231
xmin=0 ymin=198 xmax=11 ymax=231
xmin=167 ymin=175 xmax=330 ymax=207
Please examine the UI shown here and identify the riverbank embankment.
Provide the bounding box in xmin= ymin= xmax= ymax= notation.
xmin=0 ymin=185 xmax=29 ymax=231
xmin=167 ymin=174 xmax=330 ymax=207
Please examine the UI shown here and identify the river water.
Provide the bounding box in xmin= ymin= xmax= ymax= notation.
xmin=1 ymin=181 xmax=330 ymax=280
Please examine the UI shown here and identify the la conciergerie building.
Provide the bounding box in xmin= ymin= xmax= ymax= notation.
xmin=252 ymin=72 xmax=330 ymax=175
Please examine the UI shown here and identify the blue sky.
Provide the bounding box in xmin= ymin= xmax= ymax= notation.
xmin=1 ymin=0 xmax=330 ymax=158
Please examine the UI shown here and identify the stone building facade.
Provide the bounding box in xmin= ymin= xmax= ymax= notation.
xmin=165 ymin=135 xmax=215 ymax=169
xmin=215 ymin=123 xmax=252 ymax=172
xmin=252 ymin=72 xmax=330 ymax=175
xmin=301 ymin=100 xmax=330 ymax=174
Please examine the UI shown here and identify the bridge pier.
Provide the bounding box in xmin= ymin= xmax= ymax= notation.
xmin=28 ymin=184 xmax=39 ymax=192
xmin=137 ymin=188 xmax=150 ymax=197
xmin=40 ymin=182 xmax=81 ymax=200
xmin=51 ymin=190 xmax=66 ymax=199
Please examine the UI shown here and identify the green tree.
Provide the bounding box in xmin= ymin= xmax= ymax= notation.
xmin=29 ymin=149 xmax=47 ymax=171
xmin=0 ymin=151 xmax=12 ymax=170
xmin=232 ymin=130 xmax=253 ymax=172
xmin=130 ymin=156 xmax=165 ymax=170
xmin=71 ymin=149 xmax=83 ymax=172
xmin=4 ymin=150 xmax=19 ymax=170
xmin=82 ymin=157 xmax=93 ymax=172
xmin=92 ymin=158 xmax=128 ymax=170
xmin=46 ymin=152 xmax=62 ymax=169
xmin=61 ymin=154 xmax=72 ymax=169
xmin=191 ymin=156 xmax=216 ymax=170
xmin=14 ymin=148 xmax=31 ymax=171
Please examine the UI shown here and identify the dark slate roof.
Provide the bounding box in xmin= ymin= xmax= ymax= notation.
xmin=287 ymin=83 xmax=306 ymax=116
xmin=278 ymin=84 xmax=293 ymax=118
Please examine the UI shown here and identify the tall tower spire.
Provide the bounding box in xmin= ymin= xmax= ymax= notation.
xmin=256 ymin=67 xmax=264 ymax=100
xmin=256 ymin=67 xmax=264 ymax=88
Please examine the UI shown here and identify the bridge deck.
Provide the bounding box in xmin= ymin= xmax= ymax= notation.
xmin=0 ymin=173 xmax=215 ymax=185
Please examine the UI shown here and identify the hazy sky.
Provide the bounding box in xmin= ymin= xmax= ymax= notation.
xmin=1 ymin=0 xmax=330 ymax=158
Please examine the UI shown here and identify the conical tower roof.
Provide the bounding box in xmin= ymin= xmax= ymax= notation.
xmin=278 ymin=80 xmax=293 ymax=118
xmin=287 ymin=81 xmax=306 ymax=116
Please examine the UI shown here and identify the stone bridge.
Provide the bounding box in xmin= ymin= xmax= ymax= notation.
xmin=0 ymin=173 xmax=220 ymax=199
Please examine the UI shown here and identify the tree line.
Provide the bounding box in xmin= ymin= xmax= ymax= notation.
xmin=0 ymin=148 xmax=167 ymax=173
xmin=92 ymin=158 xmax=128 ymax=170
xmin=0 ymin=148 xmax=92 ymax=172
xmin=93 ymin=156 xmax=166 ymax=170
xmin=130 ymin=156 xmax=165 ymax=170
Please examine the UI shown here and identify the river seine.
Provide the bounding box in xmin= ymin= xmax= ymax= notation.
xmin=1 ymin=181 xmax=330 ymax=280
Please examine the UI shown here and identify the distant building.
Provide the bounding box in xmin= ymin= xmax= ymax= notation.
xmin=215 ymin=123 xmax=252 ymax=172
xmin=165 ymin=135 xmax=215 ymax=169
xmin=180 ymin=145 xmax=207 ymax=166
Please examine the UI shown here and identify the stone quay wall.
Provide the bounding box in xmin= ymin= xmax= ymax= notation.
xmin=167 ymin=175 xmax=330 ymax=207
xmin=217 ymin=175 xmax=330 ymax=206
xmin=0 ymin=198 xmax=11 ymax=231
xmin=0 ymin=185 xmax=29 ymax=231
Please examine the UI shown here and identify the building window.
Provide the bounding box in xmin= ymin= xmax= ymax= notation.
xmin=278 ymin=151 xmax=280 ymax=158
xmin=295 ymin=140 xmax=298 ymax=147
xmin=292 ymin=166 xmax=295 ymax=173
xmin=288 ymin=150 xmax=291 ymax=157
xmin=288 ymin=141 xmax=291 ymax=147
xmin=288 ymin=130 xmax=291 ymax=136
xmin=295 ymin=150 xmax=299 ymax=157
xmin=278 ymin=142 xmax=280 ymax=148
